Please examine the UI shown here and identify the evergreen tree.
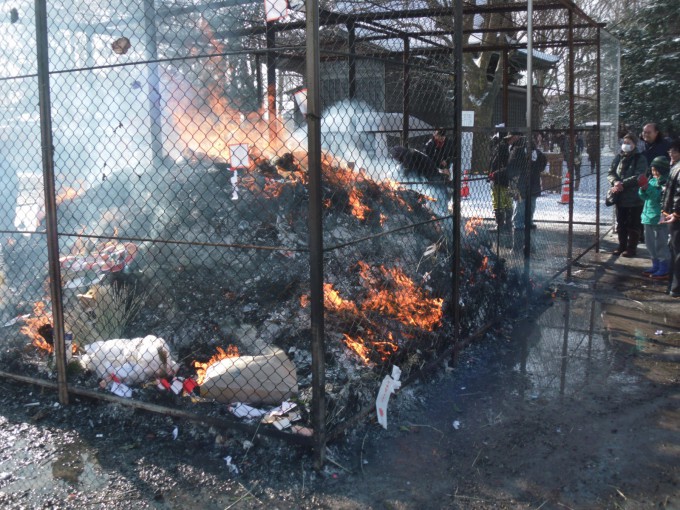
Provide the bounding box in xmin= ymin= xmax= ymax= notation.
xmin=615 ymin=0 xmax=680 ymax=136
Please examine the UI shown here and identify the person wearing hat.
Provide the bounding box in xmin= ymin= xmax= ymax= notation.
xmin=487 ymin=131 xmax=513 ymax=232
xmin=638 ymin=155 xmax=671 ymax=278
xmin=423 ymin=128 xmax=455 ymax=176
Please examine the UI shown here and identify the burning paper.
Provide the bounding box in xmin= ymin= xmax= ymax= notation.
xmin=376 ymin=365 xmax=401 ymax=429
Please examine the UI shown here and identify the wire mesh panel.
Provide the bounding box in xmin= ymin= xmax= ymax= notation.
xmin=0 ymin=0 xmax=314 ymax=450
xmin=0 ymin=2 xmax=53 ymax=374
xmin=0 ymin=0 xmax=619 ymax=485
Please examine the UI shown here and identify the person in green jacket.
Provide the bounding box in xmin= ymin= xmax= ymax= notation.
xmin=607 ymin=132 xmax=648 ymax=256
xmin=639 ymin=156 xmax=671 ymax=277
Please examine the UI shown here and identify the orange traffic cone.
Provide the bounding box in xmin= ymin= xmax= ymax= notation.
xmin=461 ymin=169 xmax=470 ymax=199
xmin=558 ymin=172 xmax=571 ymax=204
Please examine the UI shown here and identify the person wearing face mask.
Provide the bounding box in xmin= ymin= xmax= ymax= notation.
xmin=607 ymin=132 xmax=648 ymax=256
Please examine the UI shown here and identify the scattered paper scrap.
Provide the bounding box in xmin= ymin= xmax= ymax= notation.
xmin=110 ymin=381 xmax=132 ymax=398
xmin=376 ymin=365 xmax=402 ymax=429
xmin=452 ymin=420 xmax=461 ymax=430
xmin=229 ymin=402 xmax=268 ymax=420
xmin=261 ymin=402 xmax=300 ymax=430
xmin=224 ymin=456 xmax=239 ymax=475
xmin=3 ymin=315 xmax=30 ymax=327
xmin=290 ymin=425 xmax=313 ymax=437
xmin=170 ymin=379 xmax=184 ymax=395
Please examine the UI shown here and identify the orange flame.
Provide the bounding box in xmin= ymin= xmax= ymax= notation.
xmin=323 ymin=283 xmax=359 ymax=315
xmin=342 ymin=332 xmax=398 ymax=364
xmin=319 ymin=262 xmax=443 ymax=365
xmin=20 ymin=301 xmax=53 ymax=353
xmin=56 ymin=186 xmax=85 ymax=206
xmin=358 ymin=261 xmax=443 ymax=331
xmin=163 ymin=19 xmax=292 ymax=165
xmin=348 ymin=190 xmax=370 ymax=221
xmin=465 ymin=216 xmax=483 ymax=235
xmin=342 ymin=334 xmax=372 ymax=364
xmin=193 ymin=345 xmax=239 ymax=386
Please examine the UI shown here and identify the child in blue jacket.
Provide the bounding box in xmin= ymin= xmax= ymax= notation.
xmin=639 ymin=156 xmax=671 ymax=278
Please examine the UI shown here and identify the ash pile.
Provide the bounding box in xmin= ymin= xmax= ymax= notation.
xmin=0 ymin=149 xmax=521 ymax=433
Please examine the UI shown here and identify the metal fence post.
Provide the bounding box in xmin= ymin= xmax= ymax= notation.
xmin=35 ymin=0 xmax=68 ymax=405
xmin=453 ymin=0 xmax=463 ymax=338
xmin=306 ymin=0 xmax=326 ymax=470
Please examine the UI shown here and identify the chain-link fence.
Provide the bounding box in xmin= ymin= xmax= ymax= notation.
xmin=0 ymin=0 xmax=618 ymax=476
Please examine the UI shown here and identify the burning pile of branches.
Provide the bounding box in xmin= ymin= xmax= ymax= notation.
xmin=1 ymin=32 xmax=520 ymax=432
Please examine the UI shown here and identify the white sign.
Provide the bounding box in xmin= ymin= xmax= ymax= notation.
xmin=293 ymin=88 xmax=308 ymax=116
xmin=229 ymin=143 xmax=249 ymax=169
xmin=462 ymin=110 xmax=474 ymax=173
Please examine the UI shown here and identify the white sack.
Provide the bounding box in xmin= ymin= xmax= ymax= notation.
xmin=200 ymin=348 xmax=298 ymax=405
xmin=82 ymin=335 xmax=179 ymax=385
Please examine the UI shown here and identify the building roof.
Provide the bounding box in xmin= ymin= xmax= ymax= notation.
xmin=510 ymin=48 xmax=560 ymax=70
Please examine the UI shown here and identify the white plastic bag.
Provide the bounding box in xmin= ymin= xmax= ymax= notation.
xmin=82 ymin=335 xmax=179 ymax=385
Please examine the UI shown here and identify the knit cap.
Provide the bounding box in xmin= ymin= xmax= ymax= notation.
xmin=650 ymin=156 xmax=670 ymax=175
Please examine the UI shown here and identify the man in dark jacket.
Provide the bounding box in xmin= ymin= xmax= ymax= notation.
xmin=586 ymin=125 xmax=599 ymax=170
xmin=507 ymin=133 xmax=546 ymax=231
xmin=661 ymin=138 xmax=680 ymax=297
xmin=641 ymin=122 xmax=672 ymax=167
xmin=390 ymin=145 xmax=439 ymax=179
xmin=423 ymin=128 xmax=454 ymax=177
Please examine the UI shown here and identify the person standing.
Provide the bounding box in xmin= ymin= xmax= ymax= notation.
xmin=661 ymin=139 xmax=680 ymax=298
xmin=564 ymin=134 xmax=582 ymax=191
xmin=641 ymin=123 xmax=672 ymax=168
xmin=423 ymin=128 xmax=454 ymax=177
xmin=506 ymin=132 xmax=546 ymax=251
xmin=487 ymin=131 xmax=512 ymax=232
xmin=607 ymin=133 xmax=648 ymax=257
xmin=586 ymin=125 xmax=599 ymax=170
xmin=511 ymin=134 xmax=546 ymax=231
xmin=638 ymin=156 xmax=671 ymax=278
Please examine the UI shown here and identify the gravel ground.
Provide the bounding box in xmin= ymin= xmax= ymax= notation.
xmin=0 ymin=233 xmax=678 ymax=510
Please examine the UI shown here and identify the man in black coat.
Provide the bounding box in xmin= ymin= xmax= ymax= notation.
xmin=661 ymin=138 xmax=680 ymax=297
xmin=423 ymin=128 xmax=455 ymax=177
xmin=641 ymin=122 xmax=672 ymax=168
xmin=507 ymin=133 xmax=546 ymax=232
